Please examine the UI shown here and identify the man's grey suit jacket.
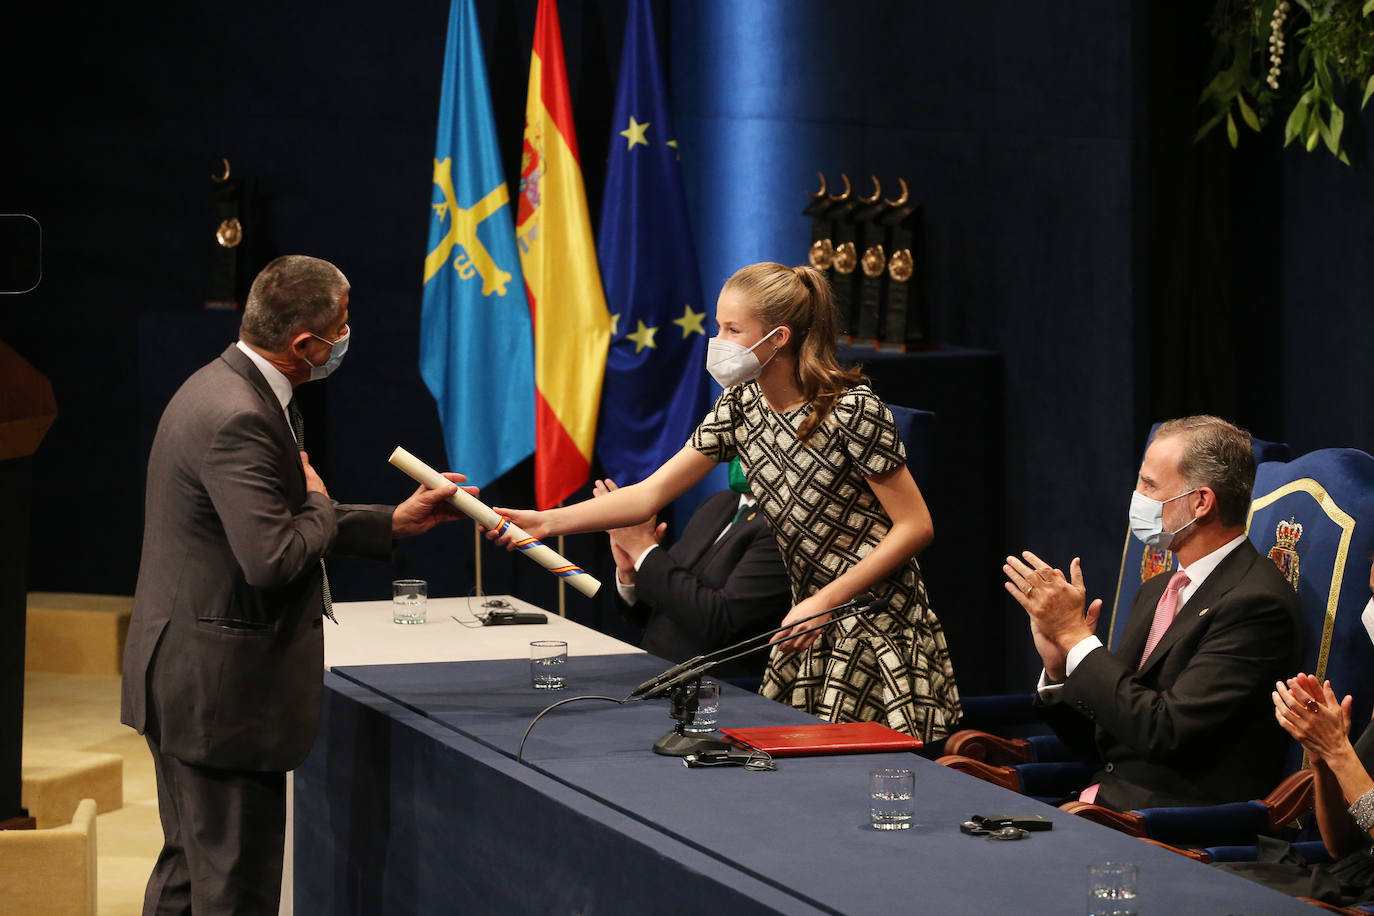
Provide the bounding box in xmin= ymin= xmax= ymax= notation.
xmin=121 ymin=344 xmax=391 ymax=772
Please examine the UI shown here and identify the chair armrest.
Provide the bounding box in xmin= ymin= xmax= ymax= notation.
xmin=1066 ymin=772 xmax=1313 ymax=849
xmin=1058 ymin=800 xmax=1148 ymax=837
xmin=1262 ymin=768 xmax=1315 ymax=831
xmin=1204 ymin=840 xmax=1331 ymax=864
xmin=1140 ymin=837 xmax=1210 ymax=863
xmin=944 ymin=729 xmax=1033 ymax=765
xmin=935 ymin=754 xmax=1022 ymax=791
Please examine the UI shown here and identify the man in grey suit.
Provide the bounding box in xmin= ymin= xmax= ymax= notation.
xmin=1002 ymin=415 xmax=1304 ymax=811
xmin=121 ymin=255 xmax=467 ymax=915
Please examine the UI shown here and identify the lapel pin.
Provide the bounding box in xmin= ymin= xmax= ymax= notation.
xmin=1198 ymin=607 xmax=1209 ymax=616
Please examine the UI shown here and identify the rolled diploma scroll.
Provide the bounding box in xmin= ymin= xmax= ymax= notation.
xmin=388 ymin=446 xmax=601 ymax=598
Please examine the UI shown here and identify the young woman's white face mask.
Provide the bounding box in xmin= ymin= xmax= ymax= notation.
xmin=705 ymin=326 xmax=782 ymax=388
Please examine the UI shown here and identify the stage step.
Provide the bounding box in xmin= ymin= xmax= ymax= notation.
xmin=21 ymin=748 xmax=123 ymax=829
xmin=26 ymin=592 xmax=132 ymax=676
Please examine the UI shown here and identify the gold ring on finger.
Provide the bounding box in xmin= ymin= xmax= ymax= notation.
xmin=1024 ymin=584 xmax=1034 ymax=596
xmin=1306 ymin=700 xmax=1320 ymax=714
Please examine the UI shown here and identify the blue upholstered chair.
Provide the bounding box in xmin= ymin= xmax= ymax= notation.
xmin=885 ymin=403 xmax=935 ymax=492
xmin=1008 ymin=448 xmax=1374 ymax=854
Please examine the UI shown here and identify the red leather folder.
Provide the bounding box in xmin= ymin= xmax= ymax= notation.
xmin=719 ymin=722 xmax=922 ymax=756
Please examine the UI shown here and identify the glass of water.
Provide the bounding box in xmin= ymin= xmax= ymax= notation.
xmin=683 ymin=679 xmax=720 ymax=733
xmin=392 ymin=579 xmax=427 ymax=624
xmin=530 ymin=640 xmax=567 ymax=689
xmin=1087 ymin=862 xmax=1138 ymax=916
xmin=869 ymin=768 xmax=914 ymax=830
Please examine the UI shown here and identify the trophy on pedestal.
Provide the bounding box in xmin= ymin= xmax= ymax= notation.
xmin=823 ymin=174 xmax=863 ymax=338
xmin=852 ymin=176 xmax=891 ymax=344
xmin=207 ymin=158 xmax=244 ymax=310
xmin=804 ymin=172 xmax=837 ymax=286
xmin=877 ymin=178 xmax=927 ymax=351
xmin=801 ymin=173 xmax=929 ymax=351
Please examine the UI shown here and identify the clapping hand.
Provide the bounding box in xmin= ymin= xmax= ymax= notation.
xmin=594 ymin=478 xmax=665 ymax=582
xmin=1274 ymin=673 xmax=1353 ymax=764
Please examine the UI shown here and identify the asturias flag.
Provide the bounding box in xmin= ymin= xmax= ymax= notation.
xmin=516 ymin=0 xmax=611 ymax=510
xmin=596 ymin=0 xmax=710 ymax=487
xmin=419 ymin=0 xmax=533 ymax=489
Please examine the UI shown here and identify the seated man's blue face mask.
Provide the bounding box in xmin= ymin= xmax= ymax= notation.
xmin=728 ymin=457 xmax=751 ymax=495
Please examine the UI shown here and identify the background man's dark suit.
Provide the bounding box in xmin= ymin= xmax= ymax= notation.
xmin=121 ymin=344 xmax=392 ymax=911
xmin=620 ymin=490 xmax=791 ymax=679
xmin=1046 ymin=541 xmax=1304 ymax=811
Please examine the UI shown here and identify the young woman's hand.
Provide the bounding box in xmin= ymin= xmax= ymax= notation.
xmin=485 ymin=507 xmax=551 ymax=546
xmin=772 ymin=594 xmax=832 ymax=653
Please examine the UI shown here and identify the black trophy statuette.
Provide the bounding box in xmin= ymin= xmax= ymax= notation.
xmin=878 ymin=179 xmax=928 ymax=350
xmin=852 ymin=176 xmax=891 ymax=343
xmin=803 ymin=172 xmax=836 ymax=285
xmin=207 ymin=158 xmax=244 ymax=310
xmin=824 ymin=174 xmax=863 ymax=338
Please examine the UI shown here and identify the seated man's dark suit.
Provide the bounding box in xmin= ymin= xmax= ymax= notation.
xmin=620 ymin=489 xmax=791 ymax=679
xmin=121 ymin=344 xmax=392 ymax=913
xmin=1046 ymin=540 xmax=1304 ymax=811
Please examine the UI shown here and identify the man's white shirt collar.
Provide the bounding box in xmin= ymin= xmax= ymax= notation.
xmin=1175 ymin=532 xmax=1249 ymax=607
xmin=236 ymin=340 xmax=294 ymax=415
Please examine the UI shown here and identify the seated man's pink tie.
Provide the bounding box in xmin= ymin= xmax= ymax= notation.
xmin=1139 ymin=570 xmax=1190 ymax=669
xmin=1079 ymin=568 xmax=1191 ymax=805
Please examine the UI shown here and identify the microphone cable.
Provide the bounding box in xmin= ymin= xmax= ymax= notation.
xmin=517 ymin=694 xmax=626 ymax=763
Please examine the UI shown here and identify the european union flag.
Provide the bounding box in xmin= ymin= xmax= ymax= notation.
xmin=595 ymin=0 xmax=711 ymax=487
xmin=419 ymin=0 xmax=534 ymax=489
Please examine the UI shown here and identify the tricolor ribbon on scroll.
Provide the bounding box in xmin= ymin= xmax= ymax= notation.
xmin=388 ymin=446 xmax=601 ymax=598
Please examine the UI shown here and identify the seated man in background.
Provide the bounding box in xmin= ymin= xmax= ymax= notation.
xmin=596 ymin=458 xmax=791 ymax=680
xmin=1002 ymin=415 xmax=1304 ymax=811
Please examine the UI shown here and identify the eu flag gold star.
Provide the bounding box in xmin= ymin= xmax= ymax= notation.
xmin=610 ymin=313 xmax=621 ymax=335
xmin=672 ymin=304 xmax=706 ymax=338
xmin=626 ymin=319 xmax=658 ymax=353
xmin=620 ymin=116 xmax=650 ymax=150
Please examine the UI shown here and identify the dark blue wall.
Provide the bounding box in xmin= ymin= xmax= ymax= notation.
xmin=1281 ymin=125 xmax=1374 ymax=457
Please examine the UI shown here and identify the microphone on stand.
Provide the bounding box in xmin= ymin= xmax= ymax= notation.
xmin=643 ymin=594 xmax=891 ymax=756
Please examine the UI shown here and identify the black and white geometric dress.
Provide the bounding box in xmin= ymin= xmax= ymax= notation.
xmin=689 ymin=381 xmax=961 ymax=742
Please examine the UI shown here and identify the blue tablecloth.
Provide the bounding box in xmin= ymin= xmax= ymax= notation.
xmin=296 ymin=653 xmax=1314 ymax=914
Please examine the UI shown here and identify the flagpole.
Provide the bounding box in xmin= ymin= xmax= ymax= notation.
xmin=556 ymin=533 xmax=566 ymax=617
xmin=473 ymin=520 xmax=483 ymax=597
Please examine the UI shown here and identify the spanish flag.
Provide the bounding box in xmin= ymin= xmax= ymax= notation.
xmin=516 ymin=0 xmax=611 ymax=510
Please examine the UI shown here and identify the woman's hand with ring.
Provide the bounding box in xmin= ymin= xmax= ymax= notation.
xmin=1274 ymin=673 xmax=1354 ymax=764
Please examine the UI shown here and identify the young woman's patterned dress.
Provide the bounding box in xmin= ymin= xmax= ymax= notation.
xmin=690 ymin=381 xmax=961 ymax=741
